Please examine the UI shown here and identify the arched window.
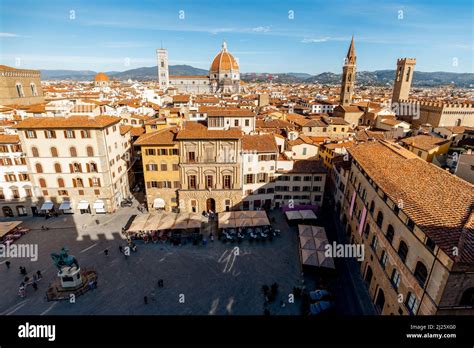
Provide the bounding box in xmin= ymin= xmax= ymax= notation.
xmin=364 ymin=223 xmax=370 ymax=238
xmin=460 ymin=288 xmax=474 ymax=306
xmin=369 ymin=201 xmax=375 ymax=214
xmin=57 ymin=178 xmax=65 ymax=188
xmin=30 ymin=83 xmax=38 ymax=96
xmin=375 ymin=289 xmax=385 ymax=314
xmin=32 ymin=147 xmax=39 ymax=157
xmin=35 ymin=163 xmax=43 ymax=173
xmin=70 ymin=146 xmax=77 ymax=157
xmin=16 ymin=83 xmax=24 ymax=97
xmin=405 ymin=292 xmax=418 ymax=314
xmin=54 ymin=163 xmax=62 ymax=173
xmin=88 ymin=162 xmax=98 ymax=173
xmin=414 ymin=262 xmax=428 ymax=287
xmin=376 ymin=211 xmax=384 ymax=228
xmin=51 ymin=147 xmax=58 ymax=157
xmin=86 ymin=146 xmax=94 ymax=157
xmin=386 ymin=225 xmax=394 ymax=244
xmin=39 ymin=178 xmax=47 ymax=188
xmin=398 ymin=241 xmax=409 ymax=263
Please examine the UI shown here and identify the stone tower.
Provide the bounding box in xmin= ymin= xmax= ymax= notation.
xmin=392 ymin=58 xmax=416 ymax=104
xmin=340 ymin=36 xmax=356 ymax=106
xmin=156 ymin=48 xmax=169 ymax=90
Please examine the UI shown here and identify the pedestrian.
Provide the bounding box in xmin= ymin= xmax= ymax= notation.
xmin=104 ymin=248 xmax=109 ymax=256
xmin=119 ymin=245 xmax=123 ymax=253
xmin=210 ymin=233 xmax=214 ymax=242
xmin=93 ymin=280 xmax=97 ymax=288
xmin=144 ymin=296 xmax=148 ymax=305
xmin=36 ymin=270 xmax=42 ymax=280
xmin=5 ymin=260 xmax=10 ymax=269
xmin=19 ymin=266 xmax=26 ymax=276
xmin=158 ymin=279 xmax=164 ymax=288
xmin=132 ymin=244 xmax=137 ymax=252
xmin=24 ymin=276 xmax=29 ymax=283
xmin=32 ymin=282 xmax=38 ymax=291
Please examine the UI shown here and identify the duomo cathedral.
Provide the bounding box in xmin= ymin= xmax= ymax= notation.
xmin=157 ymin=41 xmax=242 ymax=94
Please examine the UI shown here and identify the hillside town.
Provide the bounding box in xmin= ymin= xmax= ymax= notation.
xmin=0 ymin=38 xmax=473 ymax=317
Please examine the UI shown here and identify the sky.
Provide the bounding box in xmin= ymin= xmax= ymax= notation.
xmin=0 ymin=0 xmax=473 ymax=74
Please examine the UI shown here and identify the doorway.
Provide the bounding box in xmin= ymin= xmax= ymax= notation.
xmin=206 ymin=198 xmax=216 ymax=212
xmin=375 ymin=289 xmax=385 ymax=314
xmin=2 ymin=206 xmax=13 ymax=217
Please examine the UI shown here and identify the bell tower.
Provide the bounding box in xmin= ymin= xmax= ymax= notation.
xmin=392 ymin=58 xmax=416 ymax=104
xmin=156 ymin=48 xmax=169 ymax=90
xmin=340 ymin=36 xmax=356 ymax=106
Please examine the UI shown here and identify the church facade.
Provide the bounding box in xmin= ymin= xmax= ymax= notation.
xmin=157 ymin=42 xmax=241 ymax=94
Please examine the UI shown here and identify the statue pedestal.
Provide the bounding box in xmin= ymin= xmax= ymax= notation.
xmin=58 ymin=266 xmax=82 ymax=288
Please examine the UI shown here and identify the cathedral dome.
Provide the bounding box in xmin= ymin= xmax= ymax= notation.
xmin=210 ymin=42 xmax=239 ymax=73
xmin=94 ymin=72 xmax=109 ymax=82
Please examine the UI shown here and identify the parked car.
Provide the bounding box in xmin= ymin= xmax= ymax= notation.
xmin=309 ymin=289 xmax=332 ymax=302
xmin=309 ymin=300 xmax=334 ymax=315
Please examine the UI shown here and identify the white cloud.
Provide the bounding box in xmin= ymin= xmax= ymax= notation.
xmin=0 ymin=32 xmax=21 ymax=38
xmin=301 ymin=37 xmax=330 ymax=43
xmin=252 ymin=26 xmax=270 ymax=33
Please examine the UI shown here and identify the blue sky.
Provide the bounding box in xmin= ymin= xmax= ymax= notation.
xmin=0 ymin=0 xmax=472 ymax=74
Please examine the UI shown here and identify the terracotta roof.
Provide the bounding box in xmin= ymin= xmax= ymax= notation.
xmin=0 ymin=65 xmax=40 ymax=74
xmin=119 ymin=125 xmax=132 ymax=135
xmin=26 ymin=104 xmax=46 ymax=113
xmin=176 ymin=122 xmax=242 ymax=140
xmin=349 ymin=141 xmax=474 ymax=263
xmin=206 ymin=108 xmax=255 ymax=117
xmin=94 ymin=72 xmax=109 ymax=82
xmin=355 ymin=130 xmax=389 ymax=142
xmin=380 ymin=118 xmax=404 ymax=126
xmin=15 ymin=116 xmax=121 ymax=129
xmin=173 ymin=95 xmax=191 ymax=103
xmin=0 ymin=134 xmax=20 ymax=144
xmin=280 ymin=158 xmax=327 ymax=174
xmin=130 ymin=127 xmax=145 ymax=137
xmin=256 ymin=119 xmax=294 ymax=129
xmin=134 ymin=127 xmax=178 ymax=146
xmin=322 ymin=141 xmax=354 ymax=150
xmin=210 ymin=42 xmax=239 ymax=72
xmin=400 ymin=135 xmax=450 ymax=151
xmin=242 ymin=134 xmax=278 ymax=153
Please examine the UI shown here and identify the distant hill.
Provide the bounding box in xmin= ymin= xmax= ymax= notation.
xmin=40 ymin=65 xmax=208 ymax=81
xmin=304 ymin=70 xmax=474 ymax=87
xmin=40 ymin=66 xmax=474 ymax=87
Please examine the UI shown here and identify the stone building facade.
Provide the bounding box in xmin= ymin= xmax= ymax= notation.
xmin=0 ymin=65 xmax=44 ymax=106
xmin=176 ymin=122 xmax=243 ymax=213
xmin=341 ymin=140 xmax=474 ymax=315
xmin=15 ymin=116 xmax=131 ymax=214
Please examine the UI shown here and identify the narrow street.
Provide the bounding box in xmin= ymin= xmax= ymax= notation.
xmin=320 ymin=203 xmax=377 ymax=315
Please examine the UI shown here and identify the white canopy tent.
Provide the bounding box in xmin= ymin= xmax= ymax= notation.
xmin=153 ymin=198 xmax=165 ymax=209
xmin=40 ymin=201 xmax=54 ymax=211
xmin=298 ymin=225 xmax=335 ymax=270
xmin=93 ymin=200 xmax=106 ymax=214
xmin=286 ymin=210 xmax=317 ymax=221
xmin=0 ymin=221 xmax=23 ymax=238
xmin=77 ymin=200 xmax=90 ymax=210
xmin=218 ymin=210 xmax=271 ymax=229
